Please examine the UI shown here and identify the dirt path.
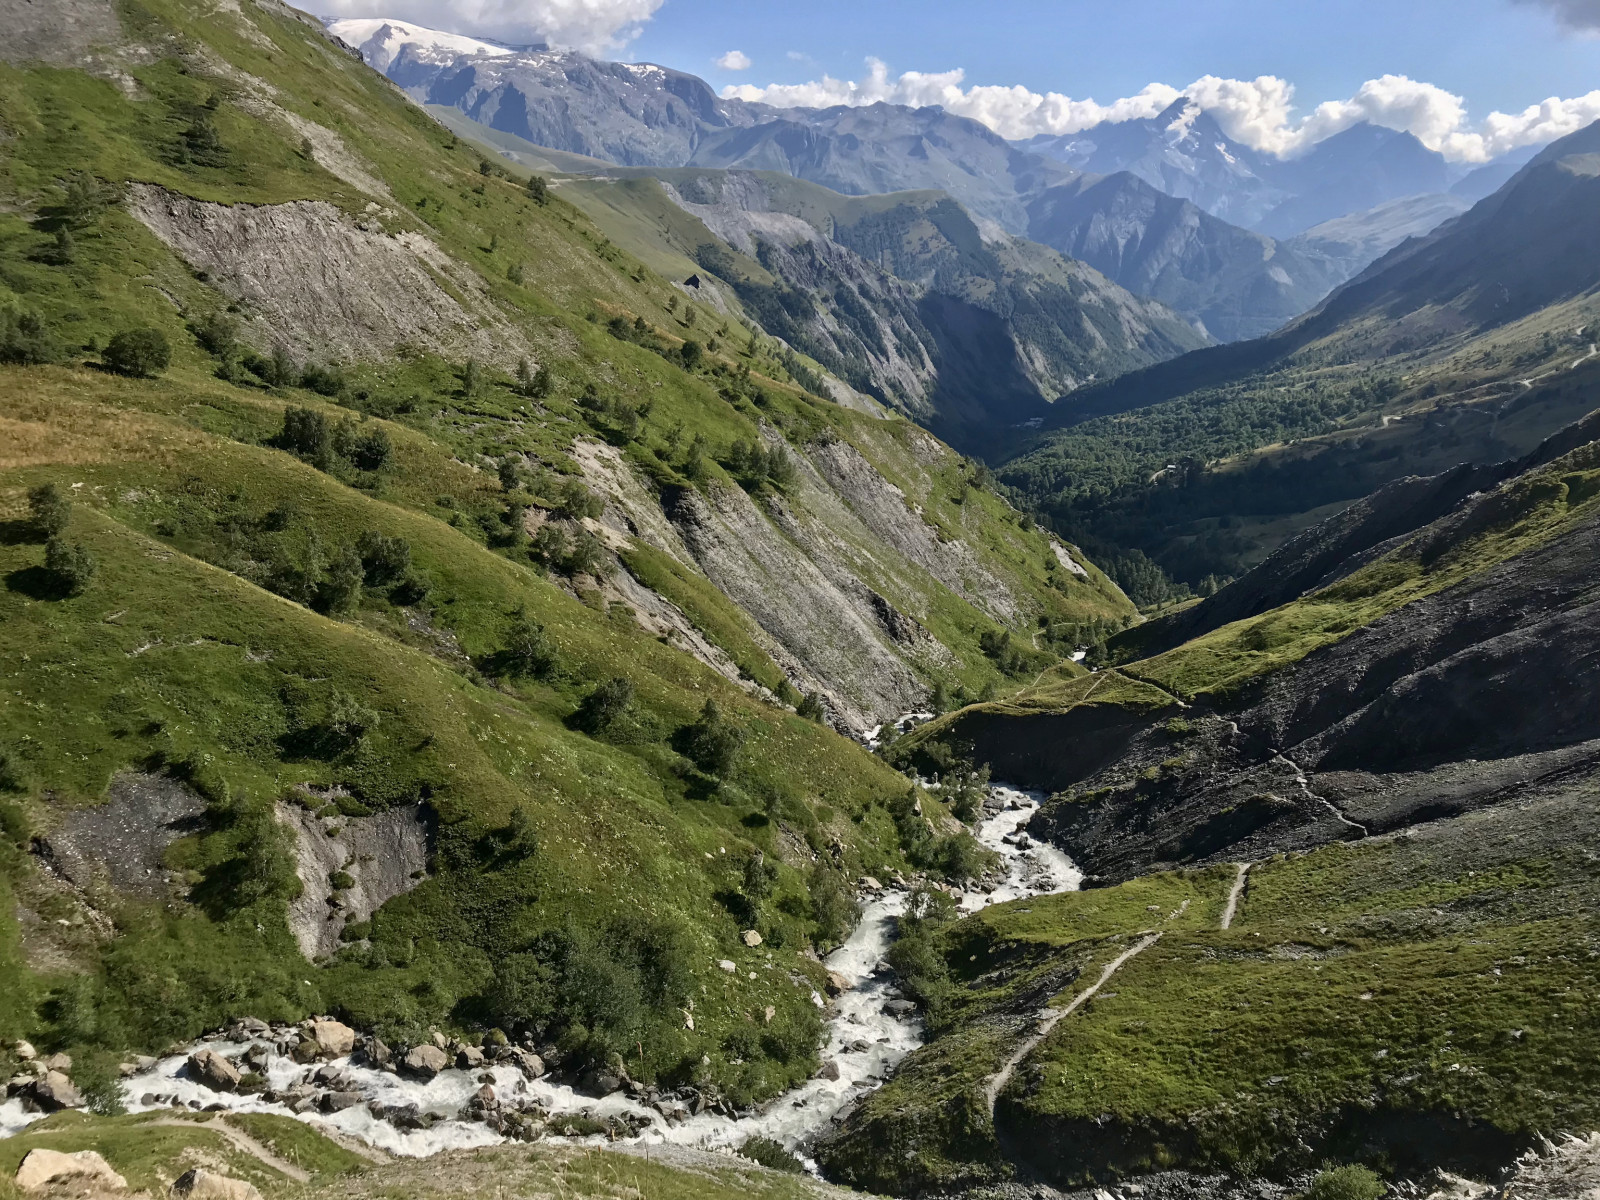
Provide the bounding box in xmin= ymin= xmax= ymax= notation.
xmin=982 ymin=932 xmax=1162 ymax=1116
xmin=147 ymin=1118 xmax=315 ymax=1181
xmin=1272 ymin=752 xmax=1369 ymax=837
xmin=1220 ymin=862 xmax=1250 ymax=930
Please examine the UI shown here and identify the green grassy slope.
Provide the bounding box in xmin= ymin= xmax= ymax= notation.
xmin=818 ymin=791 xmax=1600 ymax=1191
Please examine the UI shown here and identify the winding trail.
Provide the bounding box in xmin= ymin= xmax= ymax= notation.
xmin=1219 ymin=863 xmax=1250 ymax=930
xmin=982 ymin=932 xmax=1163 ymax=1116
xmin=1272 ymin=752 xmax=1369 ymax=837
xmin=147 ymin=1118 xmax=317 ymax=1181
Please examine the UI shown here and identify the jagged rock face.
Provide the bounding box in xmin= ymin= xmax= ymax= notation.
xmin=280 ymin=801 xmax=435 ymax=959
xmin=126 ymin=185 xmax=527 ymax=366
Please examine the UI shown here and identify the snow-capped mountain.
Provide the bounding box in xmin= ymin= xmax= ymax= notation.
xmin=324 ymin=18 xmax=516 ymax=72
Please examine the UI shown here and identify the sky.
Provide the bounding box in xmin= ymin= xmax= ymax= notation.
xmin=314 ymin=0 xmax=1600 ymax=161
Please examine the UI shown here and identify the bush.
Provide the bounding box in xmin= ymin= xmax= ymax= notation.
xmin=554 ymin=478 xmax=604 ymax=520
xmin=192 ymin=311 xmax=240 ymax=360
xmin=356 ymin=531 xmax=411 ymax=586
xmin=299 ymin=362 xmax=345 ymax=397
xmin=102 ymin=328 xmax=171 ymax=377
xmin=559 ymin=528 xmax=609 ymax=579
xmin=498 ymin=458 xmax=522 ymax=493
xmin=500 ymin=607 xmax=557 ymax=678
xmin=0 ymin=308 xmax=61 ymax=365
xmin=738 ymin=1137 xmax=804 ymax=1174
xmin=795 ymin=692 xmax=826 ymax=722
xmin=571 ymin=677 xmax=634 ymax=736
xmin=278 ymin=406 xmax=331 ymax=465
xmin=807 ymin=863 xmax=860 ymax=949
xmin=675 ymin=699 xmax=743 ymax=777
xmin=28 ymin=483 xmax=71 ymax=539
xmin=44 ymin=538 xmax=97 ymax=596
xmin=326 ymin=691 xmax=379 ymax=748
xmin=1302 ymin=1167 xmax=1385 ymax=1200
xmin=318 ymin=544 xmax=364 ymax=613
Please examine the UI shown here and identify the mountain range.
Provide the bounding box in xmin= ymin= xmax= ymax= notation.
xmin=331 ymin=19 xmax=1538 ymax=346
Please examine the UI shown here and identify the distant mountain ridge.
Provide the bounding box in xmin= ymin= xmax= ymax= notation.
xmin=332 ymin=17 xmax=1528 ymax=344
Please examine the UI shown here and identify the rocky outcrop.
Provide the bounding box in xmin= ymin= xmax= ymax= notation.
xmin=36 ymin=771 xmax=206 ymax=901
xmin=171 ymin=1169 xmax=262 ymax=1200
xmin=665 ymin=482 xmax=925 ymax=730
xmin=128 ymin=185 xmax=525 ymax=366
xmin=14 ymin=1149 xmax=126 ymax=1193
xmin=279 ymin=800 xmax=434 ymax=959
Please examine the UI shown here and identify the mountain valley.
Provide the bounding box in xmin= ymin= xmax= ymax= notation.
xmin=1 ymin=4 xmax=1598 ymax=1200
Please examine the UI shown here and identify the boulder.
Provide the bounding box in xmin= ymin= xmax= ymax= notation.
xmin=817 ymin=1060 xmax=841 ymax=1081
xmin=307 ymin=1019 xmax=356 ymax=1059
xmin=883 ymin=998 xmax=917 ymax=1016
xmin=27 ymin=1071 xmax=83 ymax=1111
xmin=118 ymin=1056 xmax=158 ymax=1078
xmin=170 ymin=1169 xmax=263 ymax=1200
xmin=825 ymin=971 xmax=851 ymax=996
xmin=400 ymin=1044 xmax=449 ymax=1080
xmin=455 ymin=1046 xmax=485 ymax=1070
xmin=578 ymin=1068 xmax=623 ymax=1097
xmin=14 ymin=1040 xmax=37 ymax=1062
xmin=15 ymin=1149 xmax=126 ymax=1192
xmin=762 ymin=1005 xmax=776 ymax=1024
xmin=318 ymin=1091 xmax=363 ymax=1113
xmin=859 ymin=876 xmax=882 ymax=892
xmin=507 ymin=1049 xmax=544 ymax=1079
xmin=41 ymin=1053 xmax=72 ymax=1073
xmin=717 ymin=959 xmax=736 ymax=973
xmin=741 ymin=930 xmax=763 ymax=948
xmin=353 ymin=1036 xmax=390 ymax=1068
xmin=187 ymin=1049 xmax=241 ymax=1093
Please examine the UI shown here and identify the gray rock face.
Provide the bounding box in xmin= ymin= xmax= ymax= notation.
xmin=126 ymin=185 xmax=528 ymax=367
xmin=0 ymin=0 xmax=122 ymax=65
xmin=37 ymin=771 xmax=205 ymax=901
xmin=280 ymin=801 xmax=434 ymax=960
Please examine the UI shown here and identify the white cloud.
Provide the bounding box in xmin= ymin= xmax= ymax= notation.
xmin=317 ymin=0 xmax=665 ymax=54
xmin=716 ymin=49 xmax=752 ymax=71
xmin=723 ymin=60 xmax=1600 ymax=162
xmin=1514 ymin=0 xmax=1600 ymax=32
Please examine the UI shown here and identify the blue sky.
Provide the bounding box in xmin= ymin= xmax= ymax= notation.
xmin=635 ymin=0 xmax=1594 ymax=119
xmin=319 ymin=0 xmax=1600 ymax=159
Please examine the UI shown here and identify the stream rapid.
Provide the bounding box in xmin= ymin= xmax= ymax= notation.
xmin=3 ymin=784 xmax=1080 ymax=1161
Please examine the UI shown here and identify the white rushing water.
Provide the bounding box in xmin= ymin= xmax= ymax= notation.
xmin=27 ymin=783 xmax=1079 ymax=1163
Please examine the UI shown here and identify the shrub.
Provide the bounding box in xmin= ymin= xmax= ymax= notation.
xmin=103 ymin=328 xmax=171 ymax=377
xmin=738 ymin=1137 xmax=804 ymax=1174
xmin=1302 ymin=1166 xmax=1385 ymax=1200
xmin=498 ymin=459 xmax=522 ymax=493
xmin=515 ymin=359 xmax=552 ymax=398
xmin=676 ymin=699 xmax=743 ymax=777
xmin=278 ymin=406 xmax=331 ymax=465
xmin=327 ymin=691 xmax=379 ymax=748
xmin=0 ymin=308 xmax=61 ymax=365
xmin=44 ymin=538 xmax=97 ymax=596
xmin=807 ymin=863 xmax=859 ymax=949
xmin=501 ymin=607 xmax=557 ymax=678
xmin=299 ymin=362 xmax=345 ymax=397
xmin=180 ymin=112 xmax=229 ymax=168
xmin=0 ymin=749 xmax=29 ymax=796
xmin=346 ymin=425 xmax=393 ymax=472
xmin=355 ymin=531 xmax=411 ymax=586
xmin=317 ymin=544 xmax=364 ymax=613
xmin=526 ymin=175 xmax=549 ymax=205
xmin=679 ymin=339 xmax=703 ymax=369
xmin=61 ymin=170 xmax=114 ymax=227
xmin=571 ymin=677 xmax=634 ymax=735
xmin=555 ymin=478 xmax=605 ymax=520
xmin=192 ymin=312 xmax=239 ymax=360
xmin=795 ymin=692 xmax=826 ymax=722
xmin=27 ymin=484 xmax=71 ymax=539
xmin=559 ymin=528 xmax=609 ymax=579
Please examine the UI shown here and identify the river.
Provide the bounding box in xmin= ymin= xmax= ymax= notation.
xmin=2 ymin=784 xmax=1079 ymax=1162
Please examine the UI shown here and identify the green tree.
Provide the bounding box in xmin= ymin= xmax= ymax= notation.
xmin=327 ymin=691 xmax=379 ymax=748
xmin=679 ymin=339 xmax=703 ymax=369
xmin=27 ymin=484 xmax=71 ymax=539
xmin=318 ymin=544 xmax=364 ymax=613
xmin=192 ymin=312 xmax=239 ymax=361
xmin=44 ymin=537 xmax=97 ymax=597
xmin=676 ymin=699 xmax=743 ymax=777
xmin=355 ymin=531 xmax=411 ymax=585
xmin=795 ymin=692 xmax=826 ymax=722
xmin=279 ymin=406 xmax=332 ymax=469
xmin=49 ymin=228 xmax=76 ymax=266
xmin=102 ymin=328 xmax=171 ymax=377
xmin=498 ymin=458 xmax=523 ymax=493
xmin=501 ymin=607 xmax=556 ymax=678
xmin=526 ymin=175 xmax=549 ymax=205
xmin=571 ymin=677 xmax=634 ymax=735
xmin=807 ymin=863 xmax=859 ymax=949
xmin=0 ymin=308 xmax=61 ymax=365
xmin=347 ymin=425 xmax=393 ymax=471
xmin=61 ymin=171 xmax=112 ymax=227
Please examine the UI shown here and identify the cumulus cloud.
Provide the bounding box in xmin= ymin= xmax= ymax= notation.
xmin=1514 ymin=0 xmax=1600 ymax=32
xmin=317 ymin=0 xmax=664 ymax=54
xmin=716 ymin=49 xmax=752 ymax=71
xmin=723 ymin=60 xmax=1600 ymax=162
